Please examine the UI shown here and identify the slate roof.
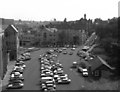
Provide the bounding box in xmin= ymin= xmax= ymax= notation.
xmin=81 ymin=55 xmax=115 ymax=71
xmin=5 ymin=25 xmax=18 ymax=33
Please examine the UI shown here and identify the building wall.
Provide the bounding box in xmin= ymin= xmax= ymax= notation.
xmin=19 ymin=27 xmax=86 ymax=47
xmin=19 ymin=33 xmax=34 ymax=47
xmin=0 ymin=33 xmax=3 ymax=78
xmin=33 ymin=28 xmax=59 ymax=46
xmin=0 ymin=19 xmax=16 ymax=79
xmin=4 ymin=25 xmax=18 ymax=61
xmin=0 ymin=33 xmax=8 ymax=79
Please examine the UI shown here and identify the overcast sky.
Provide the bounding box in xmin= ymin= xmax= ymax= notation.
xmin=0 ymin=0 xmax=119 ymax=21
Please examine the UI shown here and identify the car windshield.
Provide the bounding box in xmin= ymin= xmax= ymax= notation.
xmin=12 ymin=82 xmax=21 ymax=86
xmin=11 ymin=81 xmax=22 ymax=83
xmin=47 ymin=84 xmax=53 ymax=87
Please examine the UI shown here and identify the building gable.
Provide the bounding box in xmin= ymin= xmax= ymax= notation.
xmin=4 ymin=25 xmax=18 ymax=34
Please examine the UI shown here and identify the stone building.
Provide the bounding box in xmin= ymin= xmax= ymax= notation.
xmin=4 ymin=25 xmax=19 ymax=61
xmin=0 ymin=18 xmax=14 ymax=79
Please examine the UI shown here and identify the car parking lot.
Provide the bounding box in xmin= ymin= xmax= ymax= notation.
xmin=4 ymin=46 xmax=118 ymax=91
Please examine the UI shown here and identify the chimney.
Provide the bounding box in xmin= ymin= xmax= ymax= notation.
xmin=84 ymin=14 xmax=86 ymax=20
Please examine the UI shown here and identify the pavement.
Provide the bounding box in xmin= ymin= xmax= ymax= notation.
xmin=1 ymin=46 xmax=119 ymax=91
xmin=0 ymin=61 xmax=16 ymax=91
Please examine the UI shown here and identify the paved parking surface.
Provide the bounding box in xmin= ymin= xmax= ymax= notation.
xmin=4 ymin=47 xmax=118 ymax=91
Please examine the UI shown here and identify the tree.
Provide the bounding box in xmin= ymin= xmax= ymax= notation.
xmin=58 ymin=30 xmax=67 ymax=45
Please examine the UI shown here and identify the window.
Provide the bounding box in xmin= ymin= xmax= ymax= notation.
xmin=44 ymin=33 xmax=47 ymax=38
xmin=94 ymin=70 xmax=100 ymax=76
xmin=5 ymin=32 xmax=8 ymax=37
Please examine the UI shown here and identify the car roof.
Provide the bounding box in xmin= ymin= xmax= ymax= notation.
xmin=41 ymin=77 xmax=53 ymax=79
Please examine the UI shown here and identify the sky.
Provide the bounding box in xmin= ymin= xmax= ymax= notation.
xmin=0 ymin=0 xmax=119 ymax=21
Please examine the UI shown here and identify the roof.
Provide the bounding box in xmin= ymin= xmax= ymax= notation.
xmin=10 ymin=25 xmax=18 ymax=32
xmin=46 ymin=28 xmax=58 ymax=33
xmin=88 ymin=56 xmax=103 ymax=71
xmin=5 ymin=25 xmax=18 ymax=33
xmin=79 ymin=59 xmax=91 ymax=68
xmin=87 ymin=55 xmax=115 ymax=71
xmin=97 ymin=56 xmax=115 ymax=70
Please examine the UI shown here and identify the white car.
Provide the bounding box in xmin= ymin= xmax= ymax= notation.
xmin=10 ymin=72 xmax=23 ymax=78
xmin=57 ymin=78 xmax=71 ymax=84
xmin=41 ymin=83 xmax=56 ymax=91
xmin=15 ymin=63 xmax=26 ymax=69
xmin=54 ymin=75 xmax=60 ymax=80
xmin=78 ymin=67 xmax=88 ymax=76
xmin=49 ymin=50 xmax=54 ymax=52
xmin=82 ymin=69 xmax=88 ymax=77
xmin=53 ymin=68 xmax=64 ymax=74
xmin=41 ymin=77 xmax=55 ymax=83
xmin=13 ymin=66 xmax=24 ymax=70
xmin=45 ymin=80 xmax=55 ymax=84
xmin=71 ymin=48 xmax=75 ymax=51
xmin=72 ymin=61 xmax=78 ymax=68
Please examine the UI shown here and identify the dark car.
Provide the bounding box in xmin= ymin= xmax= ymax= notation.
xmin=9 ymin=80 xmax=23 ymax=84
xmin=63 ymin=51 xmax=67 ymax=54
xmin=69 ymin=52 xmax=73 ymax=55
xmin=9 ymin=76 xmax=24 ymax=81
xmin=7 ymin=81 xmax=24 ymax=89
xmin=12 ymin=68 xmax=24 ymax=74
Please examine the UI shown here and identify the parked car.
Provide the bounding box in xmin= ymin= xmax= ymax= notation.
xmin=41 ymin=83 xmax=56 ymax=91
xmin=40 ymin=77 xmax=55 ymax=84
xmin=62 ymin=48 xmax=67 ymax=50
xmin=17 ymin=56 xmax=26 ymax=61
xmin=69 ymin=52 xmax=73 ymax=55
xmin=16 ymin=60 xmax=24 ymax=64
xmin=72 ymin=61 xmax=78 ymax=68
xmin=53 ymin=68 xmax=64 ymax=74
xmin=15 ymin=63 xmax=26 ymax=69
xmin=57 ymin=78 xmax=71 ymax=84
xmin=12 ymin=66 xmax=24 ymax=74
xmin=63 ymin=51 xmax=67 ymax=54
xmin=7 ymin=82 xmax=24 ymax=89
xmin=42 ymin=83 xmax=56 ymax=88
xmin=10 ymin=72 xmax=24 ymax=81
xmin=82 ymin=46 xmax=90 ymax=52
xmin=82 ymin=69 xmax=88 ymax=77
xmin=71 ymin=48 xmax=75 ymax=51
xmin=84 ymin=56 xmax=94 ymax=61
xmin=9 ymin=77 xmax=24 ymax=81
xmin=10 ymin=72 xmax=23 ymax=77
xmin=9 ymin=80 xmax=23 ymax=84
xmin=53 ymin=74 xmax=60 ymax=80
xmin=77 ymin=67 xmax=88 ymax=77
xmin=40 ymin=73 xmax=53 ymax=77
xmin=24 ymin=55 xmax=31 ymax=60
